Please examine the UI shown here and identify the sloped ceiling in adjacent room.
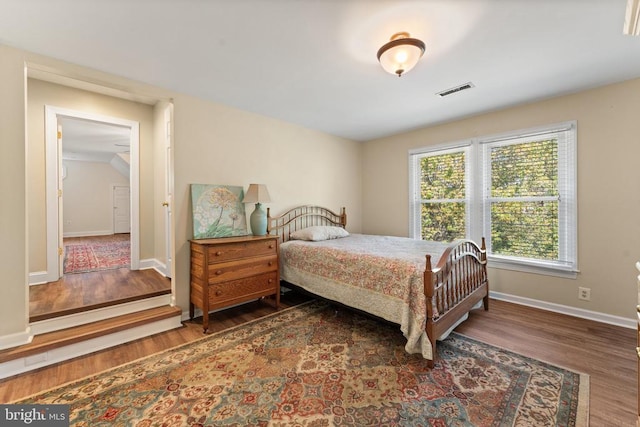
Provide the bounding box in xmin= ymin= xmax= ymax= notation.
xmin=61 ymin=117 xmax=131 ymax=177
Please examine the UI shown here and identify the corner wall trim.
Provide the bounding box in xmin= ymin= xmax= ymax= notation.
xmin=139 ymin=258 xmax=168 ymax=277
xmin=0 ymin=327 xmax=33 ymax=351
xmin=29 ymin=271 xmax=49 ymax=286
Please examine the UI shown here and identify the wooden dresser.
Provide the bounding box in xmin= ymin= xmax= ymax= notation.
xmin=190 ymin=235 xmax=280 ymax=332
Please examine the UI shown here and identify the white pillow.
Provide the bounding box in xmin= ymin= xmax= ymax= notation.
xmin=290 ymin=226 xmax=349 ymax=242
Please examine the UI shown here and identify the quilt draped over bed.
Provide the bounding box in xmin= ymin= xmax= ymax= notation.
xmin=279 ymin=234 xmax=450 ymax=360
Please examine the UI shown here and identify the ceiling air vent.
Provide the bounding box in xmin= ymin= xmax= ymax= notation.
xmin=437 ymin=82 xmax=475 ymax=97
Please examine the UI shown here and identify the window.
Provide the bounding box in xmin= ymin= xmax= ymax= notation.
xmin=409 ymin=146 xmax=469 ymax=242
xmin=409 ymin=122 xmax=577 ymax=277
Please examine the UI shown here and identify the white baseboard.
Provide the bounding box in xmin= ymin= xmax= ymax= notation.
xmin=182 ymin=289 xmax=636 ymax=330
xmin=28 ymin=271 xmax=49 ymax=286
xmin=62 ymin=230 xmax=113 ymax=238
xmin=0 ymin=315 xmax=182 ymax=380
xmin=490 ymin=291 xmax=636 ymax=329
xmin=29 ymin=258 xmax=169 ymax=286
xmin=0 ymin=327 xmax=33 ymax=351
xmin=140 ymin=258 xmax=168 ymax=277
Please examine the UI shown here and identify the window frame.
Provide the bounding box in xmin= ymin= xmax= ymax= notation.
xmin=408 ymin=142 xmax=471 ymax=241
xmin=409 ymin=121 xmax=577 ymax=278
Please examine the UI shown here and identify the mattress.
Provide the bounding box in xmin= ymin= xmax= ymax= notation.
xmin=279 ymin=233 xmax=450 ymax=359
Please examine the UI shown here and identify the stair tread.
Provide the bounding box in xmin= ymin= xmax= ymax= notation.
xmin=29 ymin=289 xmax=172 ymax=323
xmin=0 ymin=306 xmax=182 ymax=363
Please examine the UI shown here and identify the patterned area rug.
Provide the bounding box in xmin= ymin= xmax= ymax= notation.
xmin=63 ymin=241 xmax=130 ymax=274
xmin=15 ymin=301 xmax=588 ymax=426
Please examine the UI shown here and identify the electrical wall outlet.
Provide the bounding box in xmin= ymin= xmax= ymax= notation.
xmin=578 ymin=287 xmax=591 ymax=301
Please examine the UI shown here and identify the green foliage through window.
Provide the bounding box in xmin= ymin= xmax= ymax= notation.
xmin=410 ymin=122 xmax=576 ymax=273
xmin=418 ymin=151 xmax=466 ymax=242
xmin=489 ymin=139 xmax=559 ymax=260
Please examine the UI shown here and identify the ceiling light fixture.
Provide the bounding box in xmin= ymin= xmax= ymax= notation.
xmin=377 ymin=32 xmax=425 ymax=77
xmin=624 ymin=0 xmax=640 ymax=35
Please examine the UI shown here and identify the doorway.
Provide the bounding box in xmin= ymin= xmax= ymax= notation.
xmin=29 ymin=107 xmax=169 ymax=322
xmin=44 ymin=107 xmax=141 ymax=282
xmin=26 ymin=75 xmax=174 ymax=328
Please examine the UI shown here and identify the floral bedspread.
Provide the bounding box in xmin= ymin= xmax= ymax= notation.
xmin=280 ymin=234 xmax=449 ymax=359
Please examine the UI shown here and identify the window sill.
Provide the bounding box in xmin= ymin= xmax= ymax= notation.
xmin=487 ymin=257 xmax=578 ymax=279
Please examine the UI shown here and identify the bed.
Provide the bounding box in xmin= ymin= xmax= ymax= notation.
xmin=267 ymin=205 xmax=489 ymax=367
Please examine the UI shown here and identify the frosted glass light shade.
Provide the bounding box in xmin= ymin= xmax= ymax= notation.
xmin=624 ymin=0 xmax=640 ymax=35
xmin=377 ymin=32 xmax=425 ymax=77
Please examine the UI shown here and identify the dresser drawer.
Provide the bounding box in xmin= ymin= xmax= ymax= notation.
xmin=207 ymin=255 xmax=277 ymax=284
xmin=207 ymin=239 xmax=276 ymax=263
xmin=190 ymin=235 xmax=280 ymax=333
xmin=209 ymin=271 xmax=278 ymax=306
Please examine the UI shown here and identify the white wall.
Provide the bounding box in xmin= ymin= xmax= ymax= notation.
xmin=62 ymin=160 xmax=130 ymax=237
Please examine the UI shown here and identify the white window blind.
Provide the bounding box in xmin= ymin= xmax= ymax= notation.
xmin=409 ymin=121 xmax=577 ymax=277
xmin=480 ymin=122 xmax=576 ymax=272
xmin=409 ymin=144 xmax=470 ymax=241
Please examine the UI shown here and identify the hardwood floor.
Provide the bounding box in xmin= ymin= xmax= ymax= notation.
xmin=456 ymin=299 xmax=636 ymax=426
xmin=30 ymin=268 xmax=171 ymax=321
xmin=30 ymin=237 xmax=171 ymax=323
xmin=2 ymin=295 xmax=636 ymax=425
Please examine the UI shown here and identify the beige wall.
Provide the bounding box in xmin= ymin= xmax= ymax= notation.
xmin=62 ymin=160 xmax=130 ymax=236
xmin=171 ymin=94 xmax=362 ymax=313
xmin=27 ymin=78 xmax=156 ymax=271
xmin=1 ymin=40 xmax=636 ymax=349
xmin=362 ymin=78 xmax=640 ymax=319
xmin=0 ymin=44 xmax=362 ymax=344
xmin=152 ymin=102 xmax=171 ymax=268
xmin=0 ymin=45 xmax=28 ymax=337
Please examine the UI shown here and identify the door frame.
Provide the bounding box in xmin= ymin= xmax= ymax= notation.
xmin=44 ymin=105 xmax=140 ymax=281
xmin=163 ymin=104 xmax=173 ymax=279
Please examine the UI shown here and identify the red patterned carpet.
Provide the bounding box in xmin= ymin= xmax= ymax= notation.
xmin=14 ymin=301 xmax=588 ymax=426
xmin=63 ymin=235 xmax=130 ymax=274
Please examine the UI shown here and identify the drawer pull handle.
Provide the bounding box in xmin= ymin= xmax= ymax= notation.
xmin=215 ymin=251 xmax=222 ymax=256
xmin=269 ymin=245 xmax=274 ymax=249
xmin=215 ymin=290 xmax=223 ymax=296
xmin=268 ymin=261 xmax=273 ymax=266
xmin=215 ymin=270 xmax=223 ymax=275
xmin=268 ymin=279 xmax=274 ymax=283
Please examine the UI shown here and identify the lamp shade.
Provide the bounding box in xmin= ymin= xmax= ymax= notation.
xmin=377 ymin=32 xmax=425 ymax=77
xmin=242 ymin=184 xmax=271 ymax=204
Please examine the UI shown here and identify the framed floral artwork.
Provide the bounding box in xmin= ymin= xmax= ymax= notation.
xmin=191 ymin=184 xmax=248 ymax=239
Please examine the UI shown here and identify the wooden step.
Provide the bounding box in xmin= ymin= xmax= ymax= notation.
xmin=0 ymin=305 xmax=182 ymax=364
xmin=29 ymin=289 xmax=172 ymax=323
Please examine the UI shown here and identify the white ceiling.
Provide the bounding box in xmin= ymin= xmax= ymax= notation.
xmin=60 ymin=117 xmax=130 ymax=162
xmin=2 ymin=0 xmax=640 ymax=141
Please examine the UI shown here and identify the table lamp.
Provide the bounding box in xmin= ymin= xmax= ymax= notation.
xmin=242 ymin=184 xmax=271 ymax=236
